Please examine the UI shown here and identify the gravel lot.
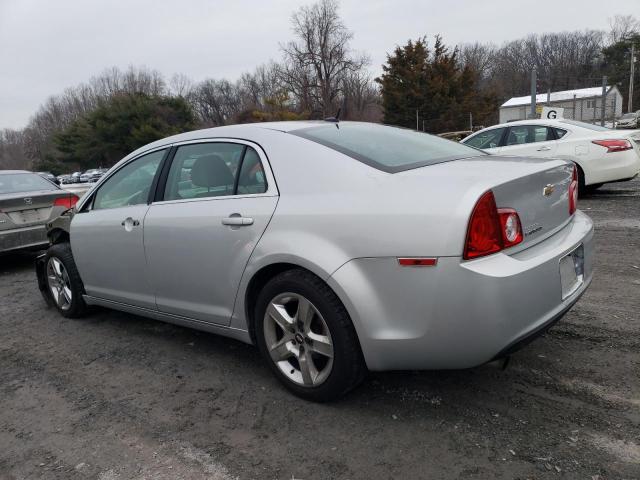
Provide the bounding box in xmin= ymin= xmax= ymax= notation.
xmin=1 ymin=178 xmax=639 ymax=480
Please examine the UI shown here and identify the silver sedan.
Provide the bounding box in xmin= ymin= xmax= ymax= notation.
xmin=36 ymin=121 xmax=594 ymax=401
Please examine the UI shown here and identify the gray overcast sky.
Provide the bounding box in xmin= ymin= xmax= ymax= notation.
xmin=0 ymin=0 xmax=637 ymax=130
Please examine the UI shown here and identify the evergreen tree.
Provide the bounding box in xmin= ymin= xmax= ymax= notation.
xmin=602 ymin=33 xmax=640 ymax=112
xmin=376 ymin=36 xmax=496 ymax=133
xmin=53 ymin=93 xmax=196 ymax=169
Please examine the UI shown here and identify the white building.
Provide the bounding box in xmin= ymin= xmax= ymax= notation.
xmin=499 ymin=86 xmax=623 ymax=123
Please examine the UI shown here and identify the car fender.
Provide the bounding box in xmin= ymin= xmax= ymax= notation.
xmin=229 ymin=231 xmax=352 ymax=333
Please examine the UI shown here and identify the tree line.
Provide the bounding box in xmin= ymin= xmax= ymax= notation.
xmin=0 ymin=2 xmax=637 ymax=172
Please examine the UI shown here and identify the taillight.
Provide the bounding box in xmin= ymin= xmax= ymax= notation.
xmin=569 ymin=164 xmax=578 ymax=215
xmin=464 ymin=191 xmax=523 ymax=260
xmin=592 ymin=139 xmax=633 ymax=153
xmin=53 ymin=195 xmax=79 ymax=210
xmin=498 ymin=209 xmax=523 ymax=248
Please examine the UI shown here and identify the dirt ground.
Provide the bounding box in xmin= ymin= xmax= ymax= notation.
xmin=1 ymin=178 xmax=639 ymax=480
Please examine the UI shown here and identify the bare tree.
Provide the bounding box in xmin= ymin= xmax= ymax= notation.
xmin=191 ymin=78 xmax=244 ymax=126
xmin=0 ymin=129 xmax=29 ymax=169
xmin=608 ymin=14 xmax=640 ymax=44
xmin=279 ymin=0 xmax=369 ymax=117
xmin=169 ymin=73 xmax=194 ymax=98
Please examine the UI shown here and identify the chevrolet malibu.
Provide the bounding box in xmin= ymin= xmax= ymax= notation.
xmin=36 ymin=121 xmax=594 ymax=401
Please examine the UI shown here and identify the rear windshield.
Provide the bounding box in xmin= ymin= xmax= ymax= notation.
xmin=290 ymin=123 xmax=485 ymax=173
xmin=0 ymin=173 xmax=57 ymax=194
xmin=560 ymin=119 xmax=610 ymax=131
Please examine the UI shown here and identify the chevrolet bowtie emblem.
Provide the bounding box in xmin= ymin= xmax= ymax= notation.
xmin=543 ymin=184 xmax=555 ymax=197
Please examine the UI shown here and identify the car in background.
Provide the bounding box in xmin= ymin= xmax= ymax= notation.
xmin=37 ymin=121 xmax=593 ymax=401
xmin=68 ymin=172 xmax=82 ymax=184
xmin=79 ymin=169 xmax=105 ymax=183
xmin=0 ymin=170 xmax=78 ymax=254
xmin=461 ymin=119 xmax=640 ymax=192
xmin=616 ymin=111 xmax=639 ymax=129
xmin=57 ymin=174 xmax=74 ymax=184
xmin=36 ymin=171 xmax=60 ymax=185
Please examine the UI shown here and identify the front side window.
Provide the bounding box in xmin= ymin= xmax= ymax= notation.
xmin=93 ymin=149 xmax=164 ymax=210
xmin=463 ymin=128 xmax=505 ymax=149
xmin=163 ymin=143 xmax=266 ymax=201
xmin=505 ymin=125 xmax=553 ymax=146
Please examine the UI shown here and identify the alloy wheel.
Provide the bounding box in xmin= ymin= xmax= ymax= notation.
xmin=46 ymin=257 xmax=72 ymax=311
xmin=263 ymin=292 xmax=334 ymax=387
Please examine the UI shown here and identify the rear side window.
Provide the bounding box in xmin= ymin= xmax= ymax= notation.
xmin=553 ymin=128 xmax=568 ymax=139
xmin=163 ymin=143 xmax=267 ymax=201
xmin=290 ymin=123 xmax=485 ymax=173
xmin=506 ymin=125 xmax=554 ymax=145
xmin=237 ymin=148 xmax=267 ymax=194
xmin=463 ymin=128 xmax=505 ymax=149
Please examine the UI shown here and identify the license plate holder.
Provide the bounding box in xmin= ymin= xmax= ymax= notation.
xmin=559 ymin=244 xmax=584 ymax=300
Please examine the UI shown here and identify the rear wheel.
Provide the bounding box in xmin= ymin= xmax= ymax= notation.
xmin=44 ymin=243 xmax=87 ymax=318
xmin=254 ymin=269 xmax=366 ymax=402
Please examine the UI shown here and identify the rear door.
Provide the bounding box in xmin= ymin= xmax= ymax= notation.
xmin=501 ymin=124 xmax=558 ymax=158
xmin=144 ymin=140 xmax=278 ymax=325
xmin=71 ymin=148 xmax=166 ymax=309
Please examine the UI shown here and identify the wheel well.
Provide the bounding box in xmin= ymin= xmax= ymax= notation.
xmin=244 ymin=263 xmax=315 ymax=343
xmin=48 ymin=228 xmax=70 ymax=245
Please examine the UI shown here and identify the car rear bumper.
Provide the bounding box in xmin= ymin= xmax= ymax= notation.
xmin=587 ymin=148 xmax=640 ymax=185
xmin=328 ymin=210 xmax=594 ymax=371
xmin=0 ymin=224 xmax=48 ymax=253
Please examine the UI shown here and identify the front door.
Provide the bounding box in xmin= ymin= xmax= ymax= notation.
xmin=71 ymin=149 xmax=166 ymax=309
xmin=144 ymin=141 xmax=278 ymax=325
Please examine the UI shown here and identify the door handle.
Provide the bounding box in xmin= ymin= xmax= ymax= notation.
xmin=537 ymin=146 xmax=552 ymax=151
xmin=222 ymin=215 xmax=254 ymax=226
xmin=121 ymin=217 xmax=140 ymax=229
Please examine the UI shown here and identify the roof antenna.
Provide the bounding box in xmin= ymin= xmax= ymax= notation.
xmin=324 ymin=107 xmax=341 ymax=123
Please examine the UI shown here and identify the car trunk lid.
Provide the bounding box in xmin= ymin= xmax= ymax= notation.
xmin=397 ymin=155 xmax=575 ymax=253
xmin=0 ymin=190 xmax=72 ymax=230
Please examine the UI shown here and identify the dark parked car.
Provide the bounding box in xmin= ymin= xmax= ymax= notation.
xmin=0 ymin=170 xmax=78 ymax=253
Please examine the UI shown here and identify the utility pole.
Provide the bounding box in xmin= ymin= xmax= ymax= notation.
xmin=416 ymin=109 xmax=419 ymax=131
xmin=601 ymin=76 xmax=607 ymax=127
xmin=530 ymin=68 xmax=537 ymax=118
xmin=629 ymin=43 xmax=636 ymax=113
xmin=469 ymin=112 xmax=473 ymax=130
xmin=572 ymin=94 xmax=577 ymax=120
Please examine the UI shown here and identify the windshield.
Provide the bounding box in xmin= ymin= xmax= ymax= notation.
xmin=620 ymin=113 xmax=636 ymax=120
xmin=560 ymin=119 xmax=610 ymax=131
xmin=290 ymin=123 xmax=485 ymax=173
xmin=0 ymin=172 xmax=58 ymax=194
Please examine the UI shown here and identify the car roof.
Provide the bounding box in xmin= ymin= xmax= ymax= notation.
xmin=493 ymin=119 xmax=566 ymax=128
xmin=116 ymin=121 xmax=387 ymax=163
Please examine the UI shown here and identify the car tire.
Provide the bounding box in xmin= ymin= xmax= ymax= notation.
xmin=585 ymin=183 xmax=604 ymax=192
xmin=44 ymin=242 xmax=88 ymax=318
xmin=254 ymin=269 xmax=366 ymax=402
xmin=576 ymin=165 xmax=588 ymax=198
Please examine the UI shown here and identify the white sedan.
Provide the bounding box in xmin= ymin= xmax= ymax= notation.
xmin=461 ymin=119 xmax=640 ymax=191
